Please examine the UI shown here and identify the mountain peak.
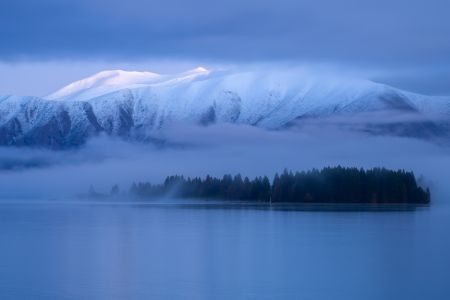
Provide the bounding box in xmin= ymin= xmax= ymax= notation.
xmin=45 ymin=67 xmax=212 ymax=101
xmin=2 ymin=67 xmax=450 ymax=148
xmin=46 ymin=69 xmax=161 ymax=100
xmin=189 ymin=66 xmax=209 ymax=73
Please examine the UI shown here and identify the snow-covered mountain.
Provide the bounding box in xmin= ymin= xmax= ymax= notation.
xmin=0 ymin=67 xmax=449 ymax=148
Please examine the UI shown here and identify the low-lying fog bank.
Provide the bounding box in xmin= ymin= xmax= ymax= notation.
xmin=0 ymin=124 xmax=449 ymax=202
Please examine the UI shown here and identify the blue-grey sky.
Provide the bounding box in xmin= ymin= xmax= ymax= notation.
xmin=0 ymin=0 xmax=449 ymax=96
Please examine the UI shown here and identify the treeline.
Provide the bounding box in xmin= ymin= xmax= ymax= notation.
xmin=128 ymin=167 xmax=430 ymax=204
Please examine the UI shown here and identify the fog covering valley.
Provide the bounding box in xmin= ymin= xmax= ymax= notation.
xmin=0 ymin=122 xmax=448 ymax=203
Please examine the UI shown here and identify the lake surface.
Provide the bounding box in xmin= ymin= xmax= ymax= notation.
xmin=0 ymin=200 xmax=449 ymax=300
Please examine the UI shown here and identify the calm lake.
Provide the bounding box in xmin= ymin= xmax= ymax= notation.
xmin=0 ymin=200 xmax=449 ymax=300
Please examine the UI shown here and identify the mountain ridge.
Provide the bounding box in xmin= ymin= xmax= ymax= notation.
xmin=0 ymin=68 xmax=449 ymax=148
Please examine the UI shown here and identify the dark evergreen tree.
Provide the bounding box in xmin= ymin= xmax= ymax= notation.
xmin=110 ymin=184 xmax=119 ymax=195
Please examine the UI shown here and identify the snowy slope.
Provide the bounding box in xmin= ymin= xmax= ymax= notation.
xmin=46 ymin=67 xmax=210 ymax=101
xmin=0 ymin=67 xmax=449 ymax=148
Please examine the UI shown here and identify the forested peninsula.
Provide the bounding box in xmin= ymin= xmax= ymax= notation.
xmin=126 ymin=167 xmax=430 ymax=204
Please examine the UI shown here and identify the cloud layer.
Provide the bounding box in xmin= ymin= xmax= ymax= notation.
xmin=0 ymin=124 xmax=448 ymax=202
xmin=1 ymin=1 xmax=449 ymax=95
xmin=1 ymin=0 xmax=449 ymax=65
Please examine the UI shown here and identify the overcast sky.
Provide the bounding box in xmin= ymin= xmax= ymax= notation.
xmin=0 ymin=0 xmax=449 ymax=96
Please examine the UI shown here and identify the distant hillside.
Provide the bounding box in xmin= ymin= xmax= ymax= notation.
xmin=1 ymin=68 xmax=449 ymax=148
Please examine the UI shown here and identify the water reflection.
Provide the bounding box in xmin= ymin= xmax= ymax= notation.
xmin=0 ymin=201 xmax=447 ymax=299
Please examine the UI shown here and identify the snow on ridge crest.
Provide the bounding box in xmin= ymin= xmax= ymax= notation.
xmin=45 ymin=67 xmax=210 ymax=101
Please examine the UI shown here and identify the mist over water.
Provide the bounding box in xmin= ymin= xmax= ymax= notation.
xmin=0 ymin=124 xmax=449 ymax=200
xmin=2 ymin=0 xmax=449 ymax=298
xmin=1 ymin=124 xmax=450 ymax=299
